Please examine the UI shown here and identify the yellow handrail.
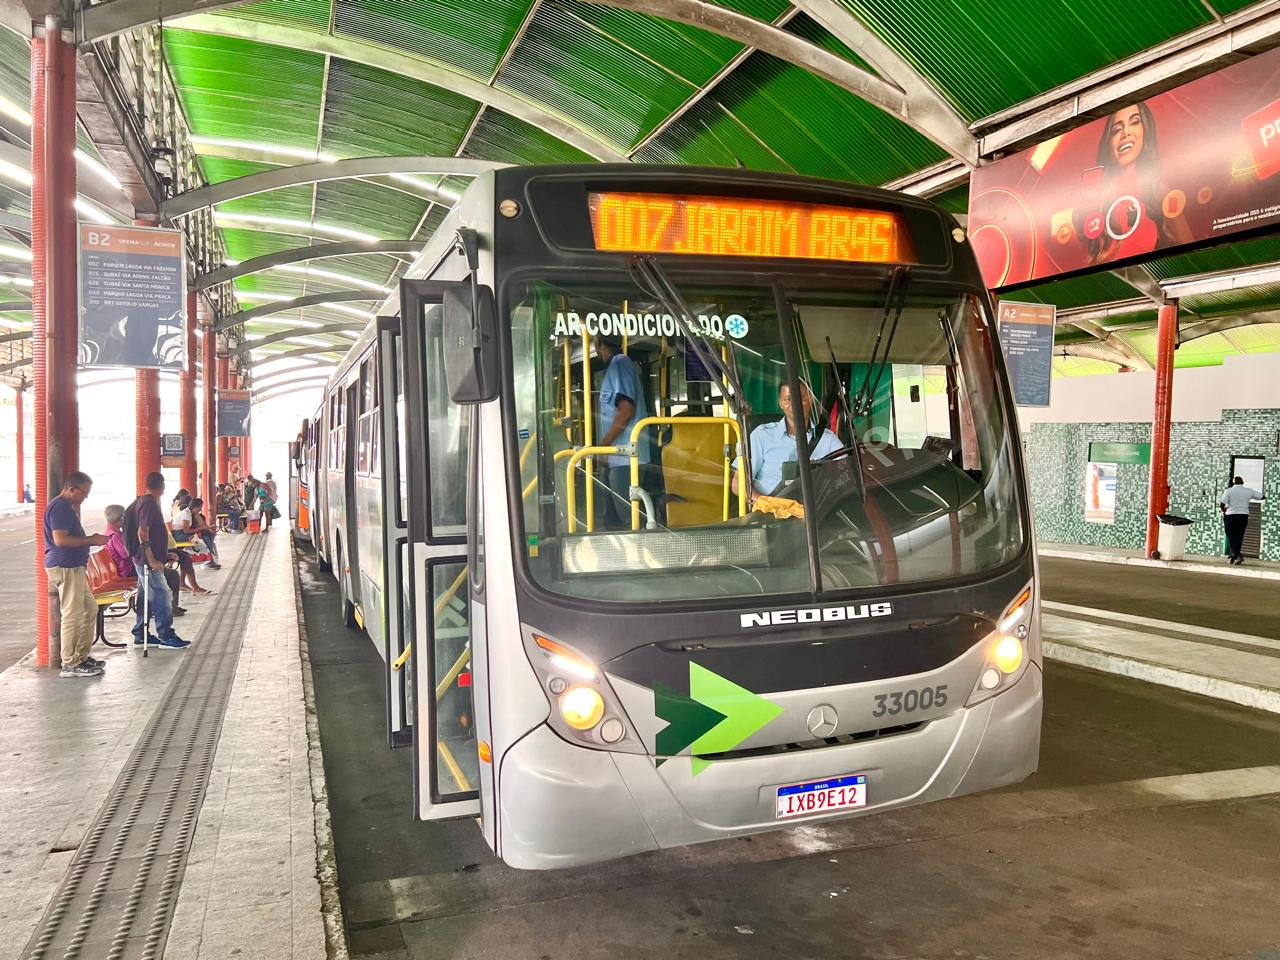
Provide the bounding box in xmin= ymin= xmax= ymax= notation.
xmin=566 ymin=444 xmax=621 ymax=533
xmin=581 ymin=325 xmax=595 ymax=525
xmin=627 ymin=416 xmax=746 ymax=529
xmin=392 ymin=564 xmax=468 ymax=672
xmin=560 ymin=337 xmax=572 ymax=441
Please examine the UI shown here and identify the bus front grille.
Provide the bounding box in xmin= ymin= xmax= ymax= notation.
xmin=694 ymin=720 xmax=926 ymax=763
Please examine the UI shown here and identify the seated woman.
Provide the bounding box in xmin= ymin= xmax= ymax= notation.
xmin=218 ymin=483 xmax=245 ymax=532
xmin=103 ymin=504 xmax=185 ymax=617
xmin=189 ymin=498 xmax=222 ymax=570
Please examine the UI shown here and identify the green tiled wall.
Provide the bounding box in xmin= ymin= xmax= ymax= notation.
xmin=1025 ymin=409 xmax=1280 ymax=560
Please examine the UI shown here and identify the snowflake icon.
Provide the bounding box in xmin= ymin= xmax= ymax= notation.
xmin=725 ymin=315 xmax=749 ymax=339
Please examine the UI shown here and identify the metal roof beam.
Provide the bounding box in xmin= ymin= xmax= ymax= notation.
xmin=1056 ymin=344 xmax=1137 ymax=368
xmin=163 ymin=156 xmax=506 ymax=220
xmin=250 ymin=375 xmax=333 ymax=404
xmin=252 ymin=360 xmax=337 ymax=388
xmin=78 ymin=0 xmax=256 ymax=43
xmin=215 ymin=290 xmax=376 ymax=331
xmin=1111 ymin=266 xmax=1170 ymax=306
xmin=1179 ymin=310 xmax=1280 ymax=342
xmin=785 ymin=0 xmax=977 ymax=164
xmin=1162 ymin=260 xmax=1280 ymax=299
xmin=246 ymin=344 xmax=348 ymax=366
xmin=237 ymin=323 xmax=363 ymax=353
xmin=1064 ymin=317 xmax=1153 ymax=369
xmin=196 ymin=239 xmax=423 ymax=290
xmin=162 ymin=15 xmax=627 ymax=162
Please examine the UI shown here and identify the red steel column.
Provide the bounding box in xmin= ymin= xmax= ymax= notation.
xmin=180 ymin=288 xmax=198 ymax=493
xmin=14 ymin=383 xmax=23 ymax=502
xmin=201 ymin=313 xmax=216 ymax=505
xmin=30 ymin=18 xmax=77 ymax=667
xmin=135 ymin=220 xmax=160 ymax=493
xmin=217 ymin=355 xmax=229 ymax=486
xmin=1144 ymin=301 xmax=1178 ymax=558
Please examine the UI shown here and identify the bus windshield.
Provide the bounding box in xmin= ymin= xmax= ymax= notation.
xmin=509 ymin=276 xmax=1024 ymax=603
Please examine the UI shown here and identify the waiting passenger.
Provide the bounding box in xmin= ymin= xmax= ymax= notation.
xmin=44 ymin=471 xmax=109 ymax=678
xmin=256 ymin=479 xmax=277 ymax=532
xmin=105 ymin=504 xmax=184 ymax=618
xmin=124 ymin=472 xmax=190 ymax=649
xmin=593 ymin=334 xmax=649 ymax=528
xmin=263 ymin=472 xmax=278 ymax=502
xmin=1220 ymin=476 xmax=1265 ymax=566
xmin=732 ymin=382 xmax=842 ymax=505
xmin=189 ymin=498 xmax=222 ymax=569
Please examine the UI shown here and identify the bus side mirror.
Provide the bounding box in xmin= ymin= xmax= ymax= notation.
xmin=443 ymin=283 xmax=499 ymax=404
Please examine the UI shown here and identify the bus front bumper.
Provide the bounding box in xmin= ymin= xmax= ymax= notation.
xmin=497 ymin=663 xmax=1042 ymax=870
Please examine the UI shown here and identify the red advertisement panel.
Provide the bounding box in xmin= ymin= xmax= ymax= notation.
xmin=969 ymin=46 xmax=1280 ymax=289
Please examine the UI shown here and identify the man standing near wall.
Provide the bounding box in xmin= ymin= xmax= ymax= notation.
xmin=44 ymin=472 xmax=109 ymax=677
xmin=1220 ymin=476 xmax=1265 ymax=565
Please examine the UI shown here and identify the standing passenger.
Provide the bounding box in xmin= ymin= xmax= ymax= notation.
xmin=1220 ymin=476 xmax=1265 ymax=565
xmin=125 ymin=472 xmax=191 ymax=649
xmin=593 ymin=335 xmax=649 ymax=528
xmin=44 ymin=472 xmax=109 ymax=677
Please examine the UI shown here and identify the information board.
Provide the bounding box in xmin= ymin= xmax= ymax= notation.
xmin=78 ymin=224 xmax=185 ymax=369
xmin=996 ymin=301 xmax=1056 ymax=407
xmin=218 ymin=389 xmax=252 ymax=438
xmin=160 ymin=433 xmax=185 ymax=468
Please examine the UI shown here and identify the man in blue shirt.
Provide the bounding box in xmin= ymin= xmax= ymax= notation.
xmin=733 ymin=382 xmax=842 ymax=503
xmin=1220 ymin=476 xmax=1265 ymax=565
xmin=594 ymin=335 xmax=649 ymax=528
xmin=43 ymin=471 xmax=109 ymax=677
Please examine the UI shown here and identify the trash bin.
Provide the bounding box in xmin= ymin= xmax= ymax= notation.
xmin=1155 ymin=514 xmax=1194 ymax=561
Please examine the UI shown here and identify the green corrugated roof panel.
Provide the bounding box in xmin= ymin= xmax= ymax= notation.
xmin=164 ymin=31 xmax=324 ymax=148
xmin=220 ymin=227 xmax=316 ymax=262
xmin=320 ymin=59 xmax=477 ymax=158
xmin=217 ymin=181 xmax=316 ymax=220
xmin=701 ymin=51 xmax=947 ymax=183
xmin=785 ymin=12 xmax=872 ymax=70
xmin=1183 ymin=284 xmax=1280 ymax=317
xmin=1227 ymin=323 xmax=1280 ymax=352
xmin=312 ymin=180 xmax=428 ymax=240
xmin=632 ymin=100 xmax=792 ymax=171
xmin=333 ymin=0 xmax=533 ymax=78
xmin=497 ymin=3 xmax=697 ymax=151
xmin=1053 ymin=355 xmax=1116 ymax=377
xmin=829 ymin=0 xmax=1218 ymax=122
xmin=1145 ymin=235 xmax=1280 ymax=281
xmin=210 ymin=0 xmax=331 ymax=32
xmin=460 ymin=109 xmax=595 ymax=164
xmin=555 ymin=0 xmax=745 ymax=88
xmin=196 ymin=156 xmax=278 ymax=186
xmin=1014 ymin=271 xmax=1142 ymax=310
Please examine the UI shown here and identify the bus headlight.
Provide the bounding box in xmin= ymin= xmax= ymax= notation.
xmin=560 ymin=686 xmax=605 ymax=729
xmin=967 ymin=583 xmax=1034 ymax=706
xmin=521 ymin=627 xmax=645 ymax=753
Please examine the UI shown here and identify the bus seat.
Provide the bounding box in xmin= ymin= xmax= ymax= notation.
xmin=661 ymin=421 xmax=737 ymax=528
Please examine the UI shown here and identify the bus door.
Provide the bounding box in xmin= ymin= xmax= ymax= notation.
xmin=378 ymin=319 xmax=413 ymax=747
xmin=400 ymin=279 xmax=483 ymax=821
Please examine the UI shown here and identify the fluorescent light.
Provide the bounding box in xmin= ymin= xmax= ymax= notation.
xmin=213 ymin=212 xmax=378 ymax=244
xmin=75 ymin=150 xmax=122 ymax=190
xmin=272 ymin=263 xmax=392 ymax=293
xmin=338 ymin=330 xmax=359 ymax=338
xmin=389 ymin=173 xmax=462 ymax=202
xmin=75 ymin=197 xmax=115 ymax=224
xmin=0 ymin=157 xmax=33 ymax=186
xmin=0 ymin=242 xmax=32 ymax=262
xmin=190 ymin=136 xmax=338 ymax=163
xmin=0 ymin=95 xmax=31 ymax=126
xmin=0 ymin=274 xmax=33 ymax=288
xmin=224 ymin=259 xmax=241 ymax=266
xmin=323 ymin=303 xmax=376 ymax=320
xmin=289 ymin=335 xmax=339 ymax=348
xmin=0 ymin=317 xmax=27 ymax=330
xmin=236 ymin=291 xmax=297 ymax=303
xmin=290 ymin=318 xmax=324 ymax=329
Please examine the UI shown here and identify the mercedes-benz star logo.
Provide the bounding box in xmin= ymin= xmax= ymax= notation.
xmin=806 ymin=704 xmax=838 ymax=738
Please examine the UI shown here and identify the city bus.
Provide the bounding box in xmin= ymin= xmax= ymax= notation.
xmin=306 ymin=164 xmax=1042 ymax=869
xmin=288 ymin=419 xmax=314 ymax=544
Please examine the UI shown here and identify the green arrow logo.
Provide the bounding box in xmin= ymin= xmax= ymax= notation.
xmin=653 ymin=663 xmax=783 ymax=776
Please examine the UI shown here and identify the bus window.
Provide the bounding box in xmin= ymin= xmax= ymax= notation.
xmin=508 ymin=278 xmax=1023 ymax=602
xmin=424 ymin=303 xmax=468 ymax=538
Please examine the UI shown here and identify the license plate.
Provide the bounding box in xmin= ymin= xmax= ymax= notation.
xmin=775 ymin=774 xmax=867 ymax=820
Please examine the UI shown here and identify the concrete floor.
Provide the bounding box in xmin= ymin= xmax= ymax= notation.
xmin=299 ymin=552 xmax=1280 ymax=960
xmin=0 ymin=510 xmax=37 ymax=673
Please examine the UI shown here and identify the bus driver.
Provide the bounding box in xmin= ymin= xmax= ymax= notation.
xmin=733 ymin=381 xmax=842 ymax=505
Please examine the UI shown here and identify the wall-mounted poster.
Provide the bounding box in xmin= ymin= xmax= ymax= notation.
xmin=997 ymin=301 xmax=1055 ymax=407
xmin=970 ymin=46 xmax=1280 ymax=289
xmin=78 ymin=224 xmax=185 ymax=368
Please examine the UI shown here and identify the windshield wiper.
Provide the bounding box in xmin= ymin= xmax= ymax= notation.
xmin=630 ymin=256 xmax=754 ymax=483
xmin=823 ymin=334 xmax=866 ymax=503
xmin=854 ymin=265 xmax=911 ymax=417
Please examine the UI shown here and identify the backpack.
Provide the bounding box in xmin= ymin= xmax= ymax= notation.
xmin=122 ymin=495 xmax=145 ymax=563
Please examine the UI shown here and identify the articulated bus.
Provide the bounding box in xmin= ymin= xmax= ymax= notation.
xmin=303 ymin=165 xmax=1042 ymax=869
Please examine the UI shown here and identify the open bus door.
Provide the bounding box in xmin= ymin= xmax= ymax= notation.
xmin=378 ymin=318 xmax=413 ymax=747
xmin=399 ymin=279 xmax=486 ymax=822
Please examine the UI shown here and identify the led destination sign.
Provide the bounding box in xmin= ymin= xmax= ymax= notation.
xmin=588 ymin=192 xmax=915 ymax=264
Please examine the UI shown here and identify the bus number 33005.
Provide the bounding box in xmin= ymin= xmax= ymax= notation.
xmin=871 ymin=685 xmax=948 ymax=718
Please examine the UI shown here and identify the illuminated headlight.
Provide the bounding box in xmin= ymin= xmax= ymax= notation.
xmin=967 ymin=584 xmax=1034 ymax=706
xmin=521 ymin=627 xmax=644 ymax=753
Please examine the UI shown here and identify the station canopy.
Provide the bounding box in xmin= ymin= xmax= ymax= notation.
xmin=4 ymin=0 xmax=1280 ymax=389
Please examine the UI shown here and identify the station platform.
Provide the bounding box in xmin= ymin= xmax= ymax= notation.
xmin=2 ymin=538 xmax=1280 ymax=959
xmin=1041 ymin=542 xmax=1280 ymax=581
xmin=0 ymin=529 xmax=329 ymax=960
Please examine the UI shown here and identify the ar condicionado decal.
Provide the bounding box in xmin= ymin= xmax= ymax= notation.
xmin=740 ymin=602 xmax=893 ymax=629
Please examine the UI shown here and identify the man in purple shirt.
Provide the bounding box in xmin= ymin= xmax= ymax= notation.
xmin=124 ymin=472 xmax=189 ymax=649
xmin=44 ymin=471 xmax=109 ymax=678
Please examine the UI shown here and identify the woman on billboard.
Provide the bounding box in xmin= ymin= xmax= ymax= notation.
xmin=1079 ymin=102 xmax=1192 ymax=265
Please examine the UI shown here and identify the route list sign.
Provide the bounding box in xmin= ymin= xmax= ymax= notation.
xmin=78 ymin=224 xmax=185 ymax=370
xmin=997 ymin=301 xmax=1056 ymax=407
xmin=218 ymin=389 xmax=252 ymax=438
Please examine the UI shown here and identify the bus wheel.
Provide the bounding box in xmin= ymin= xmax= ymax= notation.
xmin=338 ymin=549 xmax=358 ymax=630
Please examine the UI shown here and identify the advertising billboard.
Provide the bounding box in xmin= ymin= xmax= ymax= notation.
xmin=78 ymin=224 xmax=185 ymax=369
xmin=969 ymin=46 xmax=1280 ymax=289
xmin=996 ymin=301 xmax=1056 ymax=406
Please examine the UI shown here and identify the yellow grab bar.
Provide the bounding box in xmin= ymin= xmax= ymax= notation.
xmin=627 ymin=416 xmax=746 ymax=530
xmin=566 ymin=445 xmax=621 ymax=533
xmin=581 ymin=325 xmax=595 ymax=525
xmin=392 ymin=564 xmax=469 ymax=672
